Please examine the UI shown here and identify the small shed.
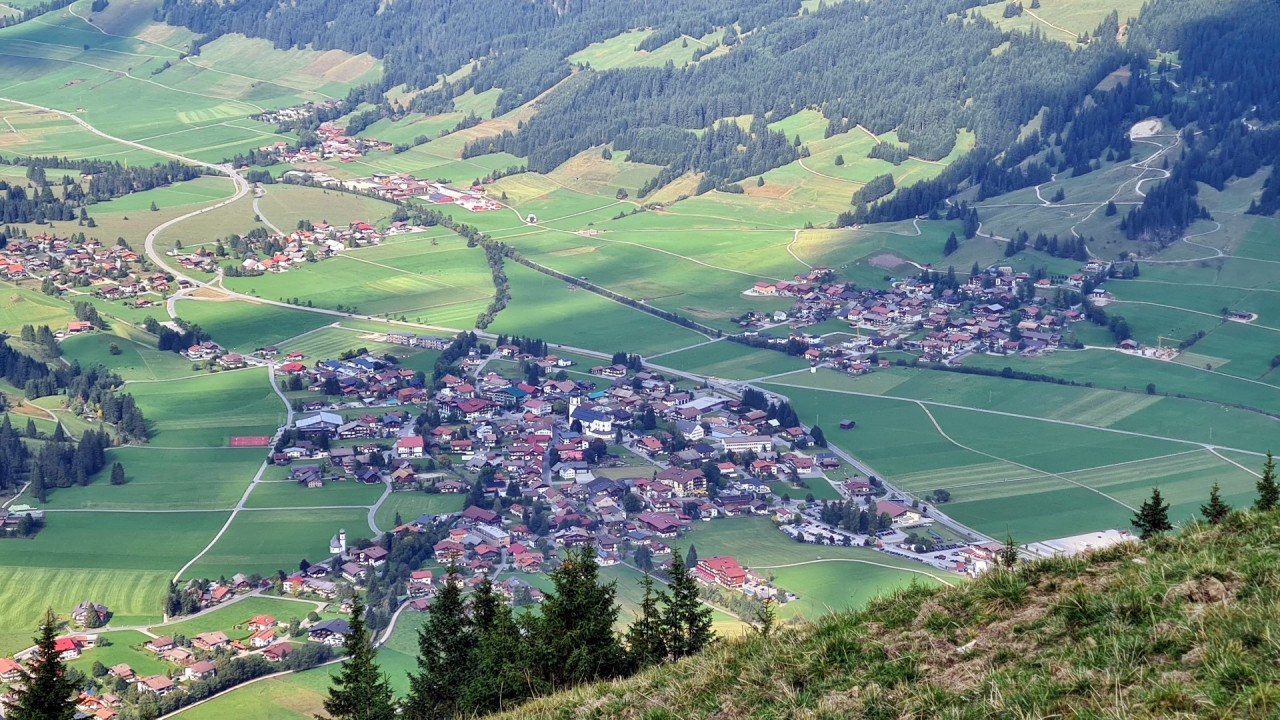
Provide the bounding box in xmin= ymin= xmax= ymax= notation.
xmin=839 ymin=419 xmax=856 ymax=430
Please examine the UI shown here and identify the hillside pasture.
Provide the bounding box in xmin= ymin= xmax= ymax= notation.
xmin=0 ymin=284 xmax=77 ymax=332
xmin=174 ymin=299 xmax=335 ymax=351
xmin=125 ymin=367 xmax=284 ymax=446
xmin=0 ymin=566 xmax=170 ymax=655
xmin=28 ymin=447 xmax=261 ymax=510
xmin=59 ymin=327 xmax=195 ymax=381
xmin=184 ymin=508 xmax=371 ymax=580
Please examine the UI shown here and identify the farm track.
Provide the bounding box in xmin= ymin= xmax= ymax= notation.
xmin=761 ymin=377 xmax=1271 ymax=460
xmin=751 ymin=558 xmax=955 ymax=587
xmin=914 ymin=402 xmax=1138 ymax=512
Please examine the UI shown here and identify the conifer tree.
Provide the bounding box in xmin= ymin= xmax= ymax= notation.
xmin=1200 ymin=482 xmax=1230 ymax=525
xmin=624 ymin=573 xmax=668 ymax=669
xmin=1255 ymin=451 xmax=1278 ymax=512
xmin=405 ymin=568 xmax=472 ymax=720
xmin=320 ymin=595 xmax=396 ymax=720
xmin=1133 ymin=487 xmax=1172 ymax=539
xmin=9 ymin=608 xmax=76 ymax=720
xmin=463 ymin=575 xmax=530 ymax=713
xmin=530 ymin=547 xmax=623 ymax=687
xmin=999 ymin=531 xmax=1019 ymax=568
xmin=661 ymin=550 xmax=713 ymax=659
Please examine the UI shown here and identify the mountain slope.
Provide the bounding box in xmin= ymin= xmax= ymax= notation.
xmin=489 ymin=512 xmax=1280 ymax=719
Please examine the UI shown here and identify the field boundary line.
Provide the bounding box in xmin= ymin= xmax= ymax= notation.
xmin=1209 ymin=447 xmax=1262 ymax=478
xmin=915 ymin=402 xmax=1137 ymax=511
xmin=761 ymin=378 xmax=1268 ymax=460
xmin=751 ymin=557 xmax=954 ymax=587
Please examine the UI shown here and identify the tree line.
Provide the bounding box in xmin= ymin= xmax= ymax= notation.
xmin=322 ymin=547 xmax=716 ymax=720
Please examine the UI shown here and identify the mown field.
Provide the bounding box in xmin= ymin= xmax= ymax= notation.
xmin=221 ymin=231 xmax=495 ymax=327
xmin=126 ymin=367 xmax=285 ymax=446
xmin=28 ymin=447 xmax=262 ymax=510
xmin=184 ymin=508 xmax=372 ymax=580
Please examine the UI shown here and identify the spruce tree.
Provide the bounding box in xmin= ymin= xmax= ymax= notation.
xmin=405 ymin=568 xmax=473 ymax=720
xmin=462 ymin=576 xmax=530 ymax=713
xmin=9 ymin=608 xmax=76 ymax=720
xmin=109 ymin=462 xmax=126 ymax=486
xmin=661 ymin=550 xmax=713 ymax=659
xmin=624 ymin=573 xmax=668 ymax=669
xmin=1133 ymin=487 xmax=1172 ymax=539
xmin=320 ymin=595 xmax=396 ymax=720
xmin=999 ymin=531 xmax=1019 ymax=568
xmin=530 ymin=547 xmax=623 ymax=687
xmin=1255 ymin=451 xmax=1278 ymax=511
xmin=1200 ymin=482 xmax=1230 ymax=525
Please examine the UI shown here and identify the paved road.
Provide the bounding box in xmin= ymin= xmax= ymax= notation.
xmin=252 ymin=186 xmax=286 ymax=235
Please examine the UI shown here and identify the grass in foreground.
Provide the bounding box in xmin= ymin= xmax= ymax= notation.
xmin=487 ymin=510 xmax=1280 ymax=719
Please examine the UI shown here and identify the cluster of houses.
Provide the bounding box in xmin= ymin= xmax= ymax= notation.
xmin=236 ymin=220 xmax=414 ymax=273
xmin=255 ymin=121 xmax=391 ymax=164
xmin=0 ymin=603 xmax=355 ymax=719
xmin=341 ymin=174 xmax=502 ymax=212
xmin=741 ymin=260 xmax=1127 ymax=371
xmin=0 ymin=234 xmax=177 ymax=301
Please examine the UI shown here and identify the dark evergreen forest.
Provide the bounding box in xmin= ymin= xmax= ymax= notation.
xmin=155 ymin=0 xmax=1280 ymax=234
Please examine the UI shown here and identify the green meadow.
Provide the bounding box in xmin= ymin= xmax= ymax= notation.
xmin=28 ymin=447 xmax=262 ymax=510
xmin=126 ymin=367 xmax=285 ymax=447
xmin=184 ymin=508 xmax=372 ymax=580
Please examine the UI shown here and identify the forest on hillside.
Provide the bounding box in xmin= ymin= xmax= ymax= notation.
xmin=157 ymin=0 xmax=1280 ymax=236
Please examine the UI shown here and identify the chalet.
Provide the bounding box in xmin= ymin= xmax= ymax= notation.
xmin=248 ymin=628 xmax=277 ymax=648
xmin=185 ymin=660 xmax=216 ymax=681
xmin=191 ymin=631 xmax=229 ymax=651
xmin=107 ymin=663 xmax=135 ymax=682
xmin=407 ymin=570 xmax=433 ymax=597
xmin=0 ymin=658 xmax=24 ymax=682
xmin=261 ymin=643 xmax=293 ymax=663
xmin=637 ymin=512 xmax=683 ymax=537
xmin=139 ymin=676 xmax=176 ymax=696
xmin=394 ymin=436 xmax=425 ymax=457
xmin=341 ymin=562 xmax=367 ymax=583
xmin=309 ymin=619 xmax=351 ymax=646
xmin=146 ymin=637 xmax=176 ymax=653
xmin=247 ymin=615 xmax=276 ymax=632
xmin=53 ymin=638 xmax=81 ymax=660
xmin=875 ymin=500 xmax=923 ymax=527
xmin=72 ymin=601 xmax=108 ymax=626
xmin=352 ymin=545 xmax=389 ymax=566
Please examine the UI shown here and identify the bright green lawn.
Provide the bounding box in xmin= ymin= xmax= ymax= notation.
xmin=156 ymin=596 xmax=326 ymax=641
xmin=28 ymin=447 xmax=261 ymax=510
xmin=126 ymin=367 xmax=285 ymax=447
xmin=184 ymin=508 xmax=372 ymax=580
xmin=0 ymin=567 xmax=170 ymax=655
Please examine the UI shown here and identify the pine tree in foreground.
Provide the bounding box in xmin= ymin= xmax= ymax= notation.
xmin=662 ymin=550 xmax=714 ymax=659
xmin=624 ymin=573 xmax=669 ymax=670
xmin=1200 ymin=482 xmax=1231 ymax=525
xmin=404 ymin=567 xmax=472 ymax=720
xmin=1255 ymin=451 xmax=1278 ymax=512
xmin=462 ymin=575 xmax=530 ymax=713
xmin=1133 ymin=487 xmax=1172 ymax=539
xmin=319 ymin=595 xmax=396 ymax=720
xmin=530 ymin=546 xmax=624 ymax=687
xmin=8 ymin=608 xmax=76 ymax=720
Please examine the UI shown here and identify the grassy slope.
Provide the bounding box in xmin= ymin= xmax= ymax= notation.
xmin=487 ymin=510 xmax=1280 ymax=719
